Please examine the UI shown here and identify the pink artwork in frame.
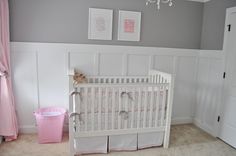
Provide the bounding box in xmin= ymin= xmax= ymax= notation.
xmin=124 ymin=19 xmax=135 ymax=33
xmin=118 ymin=10 xmax=141 ymax=41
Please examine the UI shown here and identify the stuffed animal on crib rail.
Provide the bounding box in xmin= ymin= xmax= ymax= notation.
xmin=73 ymin=71 xmax=87 ymax=85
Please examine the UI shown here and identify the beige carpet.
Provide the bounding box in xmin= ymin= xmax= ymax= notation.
xmin=0 ymin=124 xmax=236 ymax=156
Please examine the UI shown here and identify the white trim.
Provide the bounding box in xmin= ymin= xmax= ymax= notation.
xmin=193 ymin=119 xmax=216 ymax=137
xmin=171 ymin=117 xmax=193 ymax=125
xmin=10 ymin=42 xmax=199 ymax=57
xmin=19 ymin=125 xmax=69 ymax=134
xmin=19 ymin=125 xmax=37 ymax=134
xmin=199 ymin=50 xmax=223 ymax=59
xmin=19 ymin=118 xmax=191 ymax=134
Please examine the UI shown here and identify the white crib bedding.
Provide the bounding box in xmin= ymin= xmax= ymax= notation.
xmin=77 ymin=110 xmax=166 ymax=132
xmin=76 ymin=89 xmax=168 ymax=115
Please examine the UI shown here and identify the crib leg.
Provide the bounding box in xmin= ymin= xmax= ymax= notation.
xmin=163 ymin=124 xmax=170 ymax=148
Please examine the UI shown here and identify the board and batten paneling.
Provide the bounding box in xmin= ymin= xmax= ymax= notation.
xmin=10 ymin=42 xmax=222 ymax=134
xmin=11 ymin=50 xmax=38 ymax=133
xmin=173 ymin=56 xmax=198 ymax=124
xmin=194 ymin=50 xmax=224 ymax=137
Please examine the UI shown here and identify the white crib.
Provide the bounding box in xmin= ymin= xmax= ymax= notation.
xmin=68 ymin=69 xmax=174 ymax=156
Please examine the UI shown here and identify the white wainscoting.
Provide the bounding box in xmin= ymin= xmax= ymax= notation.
xmin=10 ymin=42 xmax=218 ymax=133
xmin=194 ymin=50 xmax=224 ymax=137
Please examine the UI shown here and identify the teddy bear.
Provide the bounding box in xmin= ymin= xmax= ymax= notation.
xmin=73 ymin=71 xmax=87 ymax=85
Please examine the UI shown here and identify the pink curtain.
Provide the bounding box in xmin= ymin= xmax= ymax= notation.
xmin=0 ymin=0 xmax=18 ymax=141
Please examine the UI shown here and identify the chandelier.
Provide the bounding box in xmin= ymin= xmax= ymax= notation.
xmin=146 ymin=0 xmax=173 ymax=10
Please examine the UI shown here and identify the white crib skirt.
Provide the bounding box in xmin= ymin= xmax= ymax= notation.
xmin=138 ymin=132 xmax=164 ymax=149
xmin=109 ymin=134 xmax=137 ymax=151
xmin=74 ymin=136 xmax=108 ymax=155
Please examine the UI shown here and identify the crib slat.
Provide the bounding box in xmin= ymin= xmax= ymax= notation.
xmin=131 ymin=88 xmax=135 ymax=129
xmin=155 ymin=87 xmax=160 ymax=127
xmin=105 ymin=87 xmax=109 ymax=130
xmin=72 ymin=92 xmax=76 ymax=113
xmin=118 ymin=88 xmax=122 ymax=129
xmin=84 ymin=87 xmax=88 ymax=131
xmin=124 ymin=88 xmax=128 ymax=129
xmin=143 ymin=87 xmax=148 ymax=128
xmin=137 ymin=88 xmax=141 ymax=129
xmin=112 ymin=88 xmax=115 ymax=130
xmin=78 ymin=91 xmax=81 ymax=114
xmin=149 ymin=87 xmax=154 ymax=127
xmin=91 ymin=87 xmax=95 ymax=131
xmin=98 ymin=87 xmax=102 ymax=130
xmin=158 ymin=75 xmax=160 ymax=83
xmin=161 ymin=86 xmax=167 ymax=126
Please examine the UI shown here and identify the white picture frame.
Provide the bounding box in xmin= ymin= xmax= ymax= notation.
xmin=88 ymin=8 xmax=113 ymax=40
xmin=118 ymin=10 xmax=141 ymax=41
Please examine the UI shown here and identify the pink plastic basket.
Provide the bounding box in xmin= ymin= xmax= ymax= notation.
xmin=34 ymin=107 xmax=66 ymax=144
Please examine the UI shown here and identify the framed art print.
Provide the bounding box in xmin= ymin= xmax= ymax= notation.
xmin=88 ymin=8 xmax=113 ymax=40
xmin=118 ymin=10 xmax=141 ymax=41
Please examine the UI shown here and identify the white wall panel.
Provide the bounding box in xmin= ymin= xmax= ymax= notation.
xmin=153 ymin=55 xmax=174 ymax=74
xmin=99 ymin=53 xmax=123 ymax=76
xmin=195 ymin=58 xmax=209 ymax=121
xmin=37 ymin=51 xmax=68 ymax=109
xmin=173 ymin=56 xmax=197 ymax=122
xmin=194 ymin=50 xmax=223 ymax=136
xmin=69 ymin=52 xmax=96 ymax=75
xmin=11 ymin=51 xmax=38 ymax=132
xmin=127 ymin=54 xmax=150 ymax=76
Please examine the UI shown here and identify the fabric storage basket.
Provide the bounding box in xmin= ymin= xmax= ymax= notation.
xmin=109 ymin=134 xmax=137 ymax=151
xmin=74 ymin=136 xmax=108 ymax=155
xmin=34 ymin=107 xmax=66 ymax=144
xmin=138 ymin=132 xmax=164 ymax=149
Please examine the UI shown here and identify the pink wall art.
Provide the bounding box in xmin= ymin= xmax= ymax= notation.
xmin=118 ymin=11 xmax=141 ymax=41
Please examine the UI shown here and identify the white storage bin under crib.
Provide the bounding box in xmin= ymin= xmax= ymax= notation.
xmin=138 ymin=132 xmax=164 ymax=149
xmin=74 ymin=136 xmax=107 ymax=155
xmin=109 ymin=134 xmax=137 ymax=151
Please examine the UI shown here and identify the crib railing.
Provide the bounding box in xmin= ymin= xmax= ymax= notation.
xmin=70 ymin=84 xmax=169 ymax=139
xmin=85 ymin=70 xmax=171 ymax=84
xmin=86 ymin=76 xmax=149 ymax=84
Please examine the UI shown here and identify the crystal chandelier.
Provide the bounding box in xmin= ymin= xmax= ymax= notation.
xmin=146 ymin=0 xmax=173 ymax=10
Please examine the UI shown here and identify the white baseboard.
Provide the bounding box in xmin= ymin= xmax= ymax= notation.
xmin=193 ymin=118 xmax=216 ymax=137
xmin=19 ymin=125 xmax=37 ymax=133
xmin=19 ymin=125 xmax=69 ymax=134
xmin=19 ymin=118 xmax=193 ymax=134
xmin=171 ymin=117 xmax=193 ymax=125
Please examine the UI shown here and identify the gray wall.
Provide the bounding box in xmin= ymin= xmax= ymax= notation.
xmin=201 ymin=0 xmax=236 ymax=50
xmin=9 ymin=0 xmax=203 ymax=49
